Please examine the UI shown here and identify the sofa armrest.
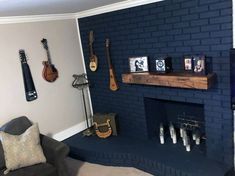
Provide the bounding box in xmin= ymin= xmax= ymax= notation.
xmin=40 ymin=134 xmax=70 ymax=176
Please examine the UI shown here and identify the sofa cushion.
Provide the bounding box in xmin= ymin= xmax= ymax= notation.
xmin=0 ymin=116 xmax=32 ymax=170
xmin=0 ymin=143 xmax=5 ymax=170
xmin=0 ymin=163 xmax=57 ymax=176
xmin=0 ymin=116 xmax=32 ymax=135
xmin=0 ymin=124 xmax=46 ymax=174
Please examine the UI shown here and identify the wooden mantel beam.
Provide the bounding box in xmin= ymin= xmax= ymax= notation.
xmin=122 ymin=72 xmax=216 ymax=90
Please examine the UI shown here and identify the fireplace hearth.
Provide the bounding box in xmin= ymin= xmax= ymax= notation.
xmin=65 ymin=94 xmax=229 ymax=176
xmin=64 ymin=134 xmax=228 ymax=176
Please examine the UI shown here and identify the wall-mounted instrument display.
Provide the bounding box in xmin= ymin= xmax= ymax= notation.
xmin=89 ymin=31 xmax=98 ymax=72
xmin=19 ymin=50 xmax=38 ymax=102
xmin=41 ymin=38 xmax=58 ymax=82
xmin=105 ymin=38 xmax=119 ymax=91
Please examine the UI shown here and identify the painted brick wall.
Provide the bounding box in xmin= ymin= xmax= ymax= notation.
xmin=79 ymin=0 xmax=233 ymax=167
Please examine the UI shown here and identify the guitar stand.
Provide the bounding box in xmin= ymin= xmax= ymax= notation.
xmin=81 ymin=88 xmax=93 ymax=137
xmin=72 ymin=74 xmax=94 ymax=136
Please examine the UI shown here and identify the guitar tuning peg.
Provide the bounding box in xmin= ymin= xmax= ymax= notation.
xmin=73 ymin=74 xmax=78 ymax=78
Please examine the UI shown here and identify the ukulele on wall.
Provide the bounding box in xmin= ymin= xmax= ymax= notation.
xmin=89 ymin=31 xmax=98 ymax=72
xmin=105 ymin=38 xmax=119 ymax=91
xmin=41 ymin=38 xmax=58 ymax=82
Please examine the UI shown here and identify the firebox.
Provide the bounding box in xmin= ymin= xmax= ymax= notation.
xmin=144 ymin=98 xmax=205 ymax=152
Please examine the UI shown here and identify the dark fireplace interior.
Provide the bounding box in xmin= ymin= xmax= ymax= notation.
xmin=145 ymin=98 xmax=205 ymax=139
xmin=65 ymin=0 xmax=234 ymax=175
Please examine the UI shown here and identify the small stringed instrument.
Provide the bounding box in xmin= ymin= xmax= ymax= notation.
xmin=105 ymin=39 xmax=119 ymax=91
xmin=41 ymin=38 xmax=58 ymax=82
xmin=89 ymin=31 xmax=98 ymax=72
xmin=94 ymin=119 xmax=112 ymax=138
xmin=19 ymin=50 xmax=38 ymax=102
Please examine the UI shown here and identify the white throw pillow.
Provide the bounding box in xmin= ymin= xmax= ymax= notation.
xmin=0 ymin=123 xmax=46 ymax=174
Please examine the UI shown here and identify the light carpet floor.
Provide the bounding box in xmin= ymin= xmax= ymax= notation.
xmin=66 ymin=157 xmax=153 ymax=176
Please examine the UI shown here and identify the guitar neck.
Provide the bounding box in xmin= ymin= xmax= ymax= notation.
xmin=89 ymin=43 xmax=94 ymax=57
xmin=106 ymin=47 xmax=112 ymax=69
xmin=89 ymin=31 xmax=95 ymax=58
xmin=46 ymin=49 xmax=52 ymax=65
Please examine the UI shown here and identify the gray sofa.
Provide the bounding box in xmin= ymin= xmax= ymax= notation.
xmin=0 ymin=116 xmax=69 ymax=176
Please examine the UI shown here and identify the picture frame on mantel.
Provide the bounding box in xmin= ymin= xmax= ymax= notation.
xmin=155 ymin=56 xmax=172 ymax=73
xmin=183 ymin=56 xmax=193 ymax=72
xmin=193 ymin=55 xmax=206 ymax=75
xmin=129 ymin=56 xmax=149 ymax=73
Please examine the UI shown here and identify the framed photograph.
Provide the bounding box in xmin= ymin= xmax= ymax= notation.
xmin=193 ymin=55 xmax=206 ymax=75
xmin=129 ymin=56 xmax=149 ymax=73
xmin=183 ymin=56 xmax=193 ymax=71
xmin=155 ymin=57 xmax=172 ymax=73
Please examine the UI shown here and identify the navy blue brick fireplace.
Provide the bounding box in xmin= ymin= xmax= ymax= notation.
xmin=78 ymin=0 xmax=233 ymax=169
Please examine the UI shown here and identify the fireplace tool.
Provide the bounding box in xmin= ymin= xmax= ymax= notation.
xmin=72 ymin=73 xmax=93 ymax=136
xmin=159 ymin=123 xmax=165 ymax=144
xmin=169 ymin=122 xmax=177 ymax=144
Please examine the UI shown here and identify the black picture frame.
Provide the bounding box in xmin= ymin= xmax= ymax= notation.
xmin=193 ymin=55 xmax=206 ymax=75
xmin=129 ymin=56 xmax=149 ymax=73
xmin=183 ymin=56 xmax=193 ymax=72
xmin=155 ymin=57 xmax=172 ymax=73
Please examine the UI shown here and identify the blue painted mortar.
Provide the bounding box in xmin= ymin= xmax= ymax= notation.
xmin=78 ymin=0 xmax=233 ymax=167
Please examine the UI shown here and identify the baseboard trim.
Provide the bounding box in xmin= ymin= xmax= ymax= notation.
xmin=52 ymin=120 xmax=87 ymax=141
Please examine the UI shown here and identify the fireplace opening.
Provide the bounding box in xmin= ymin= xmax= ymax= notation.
xmin=144 ymin=97 xmax=206 ymax=153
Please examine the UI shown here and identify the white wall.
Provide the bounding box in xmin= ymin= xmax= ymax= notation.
xmin=0 ymin=19 xmax=90 ymax=138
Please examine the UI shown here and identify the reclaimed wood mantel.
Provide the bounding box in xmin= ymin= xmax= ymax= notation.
xmin=122 ymin=72 xmax=216 ymax=90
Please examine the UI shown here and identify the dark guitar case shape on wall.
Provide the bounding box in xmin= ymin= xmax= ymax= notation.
xmin=19 ymin=50 xmax=38 ymax=102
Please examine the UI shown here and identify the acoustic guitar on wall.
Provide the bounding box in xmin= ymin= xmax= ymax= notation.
xmin=89 ymin=31 xmax=98 ymax=72
xmin=41 ymin=38 xmax=58 ymax=82
xmin=105 ymin=38 xmax=119 ymax=91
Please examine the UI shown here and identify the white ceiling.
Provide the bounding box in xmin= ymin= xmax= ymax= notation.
xmin=0 ymin=0 xmax=127 ymax=17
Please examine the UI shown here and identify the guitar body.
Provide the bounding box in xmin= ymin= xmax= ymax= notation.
xmin=42 ymin=61 xmax=58 ymax=82
xmin=89 ymin=55 xmax=98 ymax=72
xmin=109 ymin=68 xmax=118 ymax=91
xmin=41 ymin=38 xmax=58 ymax=82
